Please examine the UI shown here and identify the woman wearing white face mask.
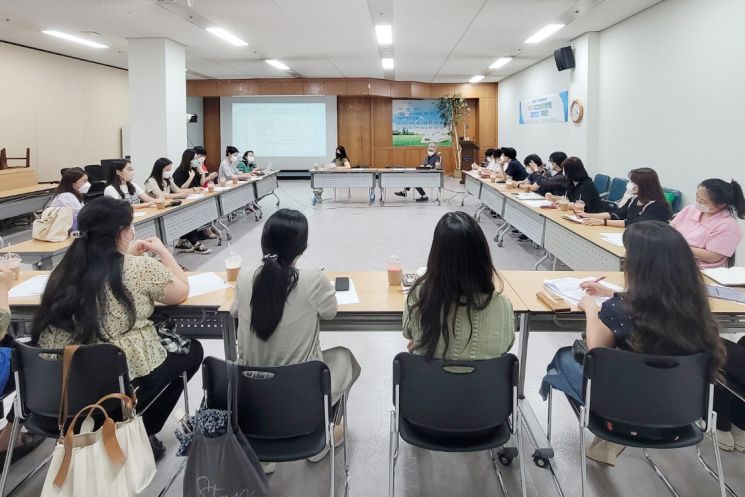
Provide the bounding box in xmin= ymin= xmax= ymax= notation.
xmin=219 ymin=146 xmax=253 ymax=181
xmin=238 ymin=150 xmax=258 ymax=173
xmin=50 ymin=167 xmax=89 ymax=231
xmin=577 ymin=168 xmax=672 ymax=227
xmin=531 ymin=151 xmax=569 ymax=196
xmin=671 ymin=178 xmax=745 ymax=268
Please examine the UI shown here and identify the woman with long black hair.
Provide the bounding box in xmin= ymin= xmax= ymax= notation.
xmin=231 ymin=208 xmax=360 ymax=471
xmin=403 ymin=211 xmax=515 ymax=359
xmin=31 ymin=197 xmax=204 ymax=460
xmin=103 ymin=159 xmax=155 ymax=208
xmin=541 ymin=221 xmax=726 ymax=465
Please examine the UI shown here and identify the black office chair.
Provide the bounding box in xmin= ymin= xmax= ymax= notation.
xmin=84 ymin=182 xmax=106 ymax=202
xmin=202 ymin=357 xmax=346 ymax=497
xmin=84 ymin=164 xmax=106 ymax=183
xmin=546 ymin=348 xmax=726 ymax=497
xmin=389 ymin=353 xmax=526 ymax=497
xmin=0 ymin=342 xmax=132 ymax=496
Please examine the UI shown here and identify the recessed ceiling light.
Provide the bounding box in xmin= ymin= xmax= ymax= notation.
xmin=375 ymin=24 xmax=393 ymax=45
xmin=381 ymin=58 xmax=394 ymax=70
xmin=489 ymin=57 xmax=512 ymax=69
xmin=41 ymin=30 xmax=108 ymax=49
xmin=265 ymin=59 xmax=290 ymax=71
xmin=525 ymin=24 xmax=565 ymax=44
xmin=469 ymin=75 xmax=485 ymax=83
xmin=205 ymin=27 xmax=248 ymax=47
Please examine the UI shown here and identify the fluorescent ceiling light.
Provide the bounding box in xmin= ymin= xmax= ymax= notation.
xmin=381 ymin=58 xmax=394 ymax=70
xmin=206 ymin=27 xmax=248 ymax=47
xmin=41 ymin=30 xmax=108 ymax=49
xmin=469 ymin=75 xmax=485 ymax=83
xmin=489 ymin=57 xmax=512 ymax=69
xmin=375 ymin=24 xmax=393 ymax=45
xmin=525 ymin=24 xmax=565 ymax=44
xmin=265 ymin=59 xmax=290 ymax=71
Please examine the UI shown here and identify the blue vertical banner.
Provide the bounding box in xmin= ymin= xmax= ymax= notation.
xmin=519 ymin=90 xmax=570 ymax=124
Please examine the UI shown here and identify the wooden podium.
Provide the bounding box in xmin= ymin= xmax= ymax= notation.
xmin=458 ymin=140 xmax=479 ymax=184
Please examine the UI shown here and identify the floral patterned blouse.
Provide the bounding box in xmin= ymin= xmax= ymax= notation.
xmin=38 ymin=254 xmax=174 ymax=378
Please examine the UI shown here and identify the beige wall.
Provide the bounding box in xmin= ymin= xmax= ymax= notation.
xmin=0 ymin=42 xmax=128 ymax=182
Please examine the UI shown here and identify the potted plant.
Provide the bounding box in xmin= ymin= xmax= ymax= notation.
xmin=436 ymin=93 xmax=470 ymax=178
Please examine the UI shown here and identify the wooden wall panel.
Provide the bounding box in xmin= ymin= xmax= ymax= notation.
xmin=324 ymin=80 xmax=347 ymax=95
xmin=478 ymin=97 xmax=498 ymax=149
xmin=346 ymin=80 xmax=370 ymax=95
xmin=337 ymin=97 xmax=372 ymax=166
xmin=260 ymin=80 xmax=283 ymax=95
xmin=304 ymin=80 xmax=325 ymax=95
xmin=202 ymin=97 xmax=221 ymax=170
xmin=282 ymin=80 xmax=304 ymax=95
xmin=369 ymin=79 xmax=391 ymax=97
xmin=187 ymin=79 xmax=219 ymax=96
xmin=411 ymin=83 xmax=430 ymax=99
xmin=391 ymin=82 xmax=411 ymax=98
xmin=371 ymin=98 xmax=392 ymax=148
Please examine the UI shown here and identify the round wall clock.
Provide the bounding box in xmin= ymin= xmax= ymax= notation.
xmin=570 ymin=99 xmax=584 ymax=123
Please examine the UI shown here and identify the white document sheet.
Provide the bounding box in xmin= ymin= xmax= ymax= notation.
xmin=703 ymin=267 xmax=745 ymax=286
xmin=516 ymin=192 xmax=545 ymax=200
xmin=133 ymin=212 xmax=146 ymax=217
xmin=600 ymin=233 xmax=624 ymax=246
xmin=9 ymin=275 xmax=49 ymax=298
xmin=543 ymin=277 xmax=624 ymax=306
xmin=331 ymin=278 xmax=360 ymax=306
xmin=187 ymin=272 xmax=232 ymax=298
xmin=185 ymin=194 xmax=205 ymax=200
xmin=521 ymin=199 xmax=553 ymax=208
xmin=561 ymin=214 xmax=584 ymax=224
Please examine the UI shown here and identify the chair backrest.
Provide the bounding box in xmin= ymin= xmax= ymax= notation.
xmin=13 ymin=342 xmax=131 ymax=434
xmin=607 ymin=177 xmax=628 ymax=202
xmin=584 ymin=348 xmax=710 ymax=429
xmin=84 ymin=165 xmax=106 ymax=183
xmin=202 ymin=356 xmax=330 ymax=440
xmin=392 ymin=352 xmax=517 ymax=434
xmin=662 ymin=187 xmax=683 ymax=213
xmin=593 ymin=174 xmax=611 ymax=195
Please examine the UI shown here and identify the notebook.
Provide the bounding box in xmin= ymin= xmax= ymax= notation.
xmin=561 ymin=214 xmax=584 ymax=224
xmin=600 ymin=233 xmax=624 ymax=247
xmin=702 ymin=267 xmax=745 ymax=286
xmin=706 ymin=285 xmax=745 ymax=304
xmin=543 ymin=277 xmax=624 ymax=306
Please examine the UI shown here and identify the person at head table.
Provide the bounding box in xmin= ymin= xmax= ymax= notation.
xmin=31 ymin=197 xmax=203 ymax=461
xmin=312 ymin=145 xmax=351 ymax=204
xmin=577 ymin=167 xmax=672 ymax=227
xmin=238 ymin=150 xmax=258 ymax=173
xmin=393 ymin=142 xmax=442 ymax=202
xmin=545 ymin=156 xmax=603 ymax=213
xmin=671 ymin=178 xmax=744 ymax=268
xmin=404 ymin=211 xmax=515 ymax=359
xmin=531 ymin=151 xmax=568 ymax=197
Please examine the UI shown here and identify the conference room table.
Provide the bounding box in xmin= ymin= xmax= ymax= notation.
xmin=464 ymin=171 xmax=627 ymax=271
xmin=7 ymin=172 xmax=280 ymax=269
xmin=308 ymin=167 xmax=444 ymax=205
xmin=8 ymin=268 xmax=745 ymax=469
xmin=0 ymin=183 xmax=57 ymax=222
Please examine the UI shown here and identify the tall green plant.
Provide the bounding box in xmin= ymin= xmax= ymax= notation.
xmin=437 ymin=93 xmax=470 ymax=172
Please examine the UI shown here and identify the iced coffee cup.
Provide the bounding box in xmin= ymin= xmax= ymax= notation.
xmin=225 ymin=255 xmax=243 ymax=283
xmin=0 ymin=253 xmax=22 ymax=281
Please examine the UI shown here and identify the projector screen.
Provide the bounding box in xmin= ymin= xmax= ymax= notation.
xmin=220 ymin=96 xmax=338 ymax=170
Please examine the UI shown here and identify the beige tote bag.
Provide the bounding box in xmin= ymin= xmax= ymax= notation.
xmin=32 ymin=207 xmax=73 ymax=242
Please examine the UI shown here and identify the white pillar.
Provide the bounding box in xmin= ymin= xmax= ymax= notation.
xmin=127 ymin=38 xmax=186 ymax=185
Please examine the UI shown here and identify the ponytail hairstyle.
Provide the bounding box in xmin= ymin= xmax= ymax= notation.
xmin=699 ymin=179 xmax=745 ymax=219
xmin=249 ymin=209 xmax=309 ymax=340
xmin=106 ymin=160 xmax=135 ymax=198
xmin=31 ymin=197 xmax=136 ymax=345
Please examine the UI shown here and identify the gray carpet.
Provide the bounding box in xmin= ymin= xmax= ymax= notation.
xmin=2 ymin=178 xmax=743 ymax=497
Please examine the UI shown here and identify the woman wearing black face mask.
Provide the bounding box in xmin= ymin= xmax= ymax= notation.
xmin=546 ymin=156 xmax=603 ymax=213
xmin=313 ymin=145 xmax=351 ymax=204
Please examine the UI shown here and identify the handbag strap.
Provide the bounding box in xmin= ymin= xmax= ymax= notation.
xmin=57 ymin=345 xmax=81 ymax=430
xmin=224 ymin=360 xmax=240 ymax=431
xmin=53 ymin=403 xmax=126 ymax=487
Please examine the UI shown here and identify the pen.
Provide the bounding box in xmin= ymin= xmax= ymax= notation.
xmin=591 ymin=276 xmax=607 ymax=283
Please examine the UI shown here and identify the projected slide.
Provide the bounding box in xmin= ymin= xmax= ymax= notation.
xmin=232 ymin=102 xmax=327 ymax=157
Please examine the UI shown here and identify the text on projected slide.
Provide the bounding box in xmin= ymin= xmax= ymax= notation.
xmin=232 ymin=102 xmax=327 ymax=157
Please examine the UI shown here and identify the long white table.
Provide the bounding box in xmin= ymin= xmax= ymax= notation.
xmin=310 ymin=169 xmax=377 ymax=205
xmin=378 ymin=169 xmax=444 ymax=205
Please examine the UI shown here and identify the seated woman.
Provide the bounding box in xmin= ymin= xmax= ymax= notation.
xmin=314 ymin=145 xmax=352 ymax=203
xmin=103 ymin=160 xmax=155 ymax=209
xmin=145 ymin=157 xmax=211 ymax=255
xmin=238 ymin=150 xmax=258 ymax=173
xmin=531 ymin=151 xmax=568 ymax=197
xmin=172 ymin=148 xmax=219 ymax=240
xmin=541 ymin=221 xmax=725 ymax=465
xmin=231 ymin=208 xmax=360 ymax=471
xmin=546 ymin=156 xmax=603 ymax=213
xmin=714 ymin=337 xmax=745 ymax=451
xmin=31 ymin=197 xmax=203 ymax=460
xmin=577 ymin=167 xmax=672 ymax=226
xmin=671 ymin=179 xmax=744 ymax=268
xmin=219 ymin=146 xmax=253 ymax=182
xmin=404 ymin=211 xmax=515 ymax=359
xmin=50 ymin=167 xmax=89 ymax=230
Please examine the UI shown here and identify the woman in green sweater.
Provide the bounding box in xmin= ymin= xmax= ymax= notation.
xmin=403 ymin=211 xmax=515 ymax=359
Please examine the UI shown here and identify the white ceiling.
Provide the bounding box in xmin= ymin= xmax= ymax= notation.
xmin=0 ymin=0 xmax=662 ymax=82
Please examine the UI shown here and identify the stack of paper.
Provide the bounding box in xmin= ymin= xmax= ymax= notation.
xmin=706 ymin=285 xmax=745 ymax=303
xmin=543 ymin=277 xmax=624 ymax=306
xmin=516 ymin=192 xmax=545 ymax=200
xmin=522 ymin=199 xmax=553 ymax=208
xmin=187 ymin=272 xmax=232 ymax=298
xmin=331 ymin=278 xmax=360 ymax=305
xmin=600 ymin=233 xmax=624 ymax=247
xmin=9 ymin=275 xmax=49 ymax=298
xmin=562 ymin=214 xmax=584 ymax=224
xmin=703 ymin=267 xmax=745 ymax=286
xmin=185 ymin=193 xmax=204 ymax=200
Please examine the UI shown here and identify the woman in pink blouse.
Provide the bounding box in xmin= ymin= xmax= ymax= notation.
xmin=671 ymin=179 xmax=745 ymax=268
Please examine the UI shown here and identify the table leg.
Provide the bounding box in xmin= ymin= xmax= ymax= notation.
xmin=534 ymin=250 xmax=550 ymax=270
xmin=219 ymin=311 xmax=237 ymax=361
